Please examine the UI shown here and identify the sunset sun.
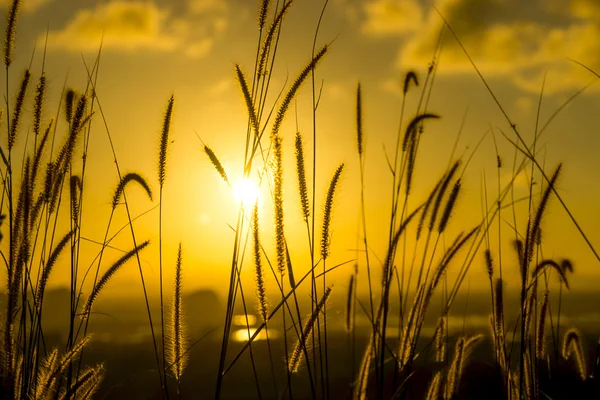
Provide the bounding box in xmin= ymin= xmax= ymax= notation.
xmin=232 ymin=177 xmax=261 ymax=209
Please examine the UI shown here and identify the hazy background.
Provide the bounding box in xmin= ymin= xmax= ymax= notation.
xmin=0 ymin=0 xmax=599 ymax=306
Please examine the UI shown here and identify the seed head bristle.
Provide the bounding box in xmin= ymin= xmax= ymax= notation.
xmin=36 ymin=230 xmax=74 ymax=307
xmin=9 ymin=68 xmax=31 ymax=150
xmin=531 ymin=259 xmax=570 ymax=290
xmin=258 ymin=0 xmax=269 ymax=29
xmin=69 ymin=175 xmax=81 ymax=224
xmin=253 ymin=203 xmax=268 ymax=323
xmin=433 ymin=316 xmax=446 ymax=362
xmin=321 ymin=164 xmax=344 ymax=260
xmin=536 ymin=291 xmax=549 ymax=360
xmin=562 ymin=328 xmax=587 ymax=380
xmin=4 ymin=0 xmax=21 ymax=67
xmin=167 ymin=243 xmax=187 ymax=382
xmin=272 ymin=45 xmax=328 ymax=138
xmin=82 ymin=241 xmax=150 ymax=316
xmin=235 ymin=65 xmax=259 ymax=138
xmin=401 ymin=113 xmax=439 ymax=153
xmin=438 ymin=178 xmax=461 ymax=233
xmin=65 ymin=89 xmax=76 ymax=124
xmin=158 ymin=95 xmax=174 ymax=187
xmin=429 ymin=160 xmax=460 ymax=231
xmin=484 ymin=249 xmax=494 ymax=279
xmin=112 ymin=172 xmax=153 ymax=209
xmin=33 ymin=73 xmax=46 ymax=138
xmin=257 ymin=0 xmax=294 ymax=78
xmin=294 ymin=132 xmax=310 ymax=221
xmin=417 ymin=172 xmax=445 ymax=239
xmin=526 ymin=163 xmax=562 ymax=266
xmin=273 ymin=135 xmax=286 ymax=276
xmin=204 ymin=145 xmax=229 ymax=184
xmin=288 ymin=286 xmax=332 ymax=373
xmin=356 ymin=83 xmax=363 ymax=157
xmin=403 ymin=70 xmax=418 ymax=95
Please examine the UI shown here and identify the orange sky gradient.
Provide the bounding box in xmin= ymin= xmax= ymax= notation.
xmin=1 ymin=0 xmax=600 ymax=300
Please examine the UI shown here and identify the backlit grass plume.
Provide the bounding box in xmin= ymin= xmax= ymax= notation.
xmin=235 ymin=64 xmax=259 ymax=138
xmin=36 ymin=230 xmax=75 ymax=307
xmin=253 ymin=203 xmax=268 ymax=322
xmin=158 ymin=95 xmax=174 ymax=187
xmin=525 ymin=163 xmax=562 ymax=266
xmin=445 ymin=334 xmax=483 ymax=399
xmin=258 ymin=0 xmax=269 ymax=29
xmin=536 ymin=291 xmax=549 ymax=360
xmin=271 ymin=44 xmax=328 ymax=137
xmin=8 ymin=68 xmax=30 ymax=150
xmin=168 ymin=243 xmax=188 ymax=385
xmin=531 ymin=258 xmax=570 ymax=290
xmin=33 ymin=72 xmax=46 ymax=138
xmin=58 ymin=364 xmax=104 ymax=400
xmin=438 ymin=178 xmax=461 ymax=233
xmin=36 ymin=336 xmax=93 ymax=399
xmin=257 ymin=0 xmax=294 ymax=79
xmin=429 ymin=160 xmax=461 ymax=231
xmin=273 ymin=134 xmax=286 ymax=275
xmin=204 ymin=145 xmax=229 ymax=184
xmin=65 ymin=89 xmax=76 ymax=124
xmin=288 ymin=286 xmax=333 ymax=373
xmin=563 ymin=328 xmax=587 ymax=380
xmin=82 ymin=240 xmax=151 ymax=316
xmin=112 ymin=172 xmax=153 ymax=209
xmin=294 ymin=132 xmax=309 ymax=221
xmin=4 ymin=0 xmax=21 ymax=67
xmin=403 ymin=70 xmax=418 ymax=95
xmin=321 ymin=164 xmax=344 ymax=260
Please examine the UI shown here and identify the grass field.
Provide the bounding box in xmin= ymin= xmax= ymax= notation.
xmin=0 ymin=0 xmax=599 ymax=399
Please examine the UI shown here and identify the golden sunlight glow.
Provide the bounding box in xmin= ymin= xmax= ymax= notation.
xmin=232 ymin=328 xmax=278 ymax=342
xmin=232 ymin=178 xmax=261 ymax=209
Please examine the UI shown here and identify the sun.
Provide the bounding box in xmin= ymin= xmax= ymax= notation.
xmin=232 ymin=178 xmax=261 ymax=209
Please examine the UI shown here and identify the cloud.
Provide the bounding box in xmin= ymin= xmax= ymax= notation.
xmin=45 ymin=2 xmax=180 ymax=52
xmin=361 ymin=0 xmax=423 ymax=36
xmin=185 ymin=38 xmax=213 ymax=59
xmin=0 ymin=0 xmax=50 ymax=12
xmin=188 ymin=0 xmax=227 ymax=14
xmin=43 ymin=0 xmax=228 ymax=58
xmin=392 ymin=0 xmax=600 ymax=93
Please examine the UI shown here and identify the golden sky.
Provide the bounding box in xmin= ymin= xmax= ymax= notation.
xmin=2 ymin=0 xmax=600 ymax=298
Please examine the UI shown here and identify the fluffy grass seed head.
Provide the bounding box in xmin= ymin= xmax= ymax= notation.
xmin=562 ymin=328 xmax=587 ymax=380
xmin=112 ymin=172 xmax=153 ymax=209
xmin=4 ymin=0 xmax=21 ymax=67
xmin=65 ymin=89 xmax=76 ymax=124
xmin=158 ymin=95 xmax=174 ymax=187
xmin=204 ymin=145 xmax=229 ymax=184
xmin=294 ymin=132 xmax=310 ymax=221
xmin=168 ymin=243 xmax=188 ymax=382
xmin=403 ymin=70 xmax=418 ymax=95
xmin=258 ymin=0 xmax=269 ymax=29
xmin=536 ymin=291 xmax=549 ymax=360
xmin=271 ymin=45 xmax=328 ymax=138
xmin=8 ymin=68 xmax=31 ymax=150
xmin=321 ymin=164 xmax=344 ymax=260
xmin=288 ymin=286 xmax=333 ymax=373
xmin=253 ymin=203 xmax=269 ymax=322
xmin=82 ymin=241 xmax=150 ymax=316
xmin=273 ymin=134 xmax=286 ymax=275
